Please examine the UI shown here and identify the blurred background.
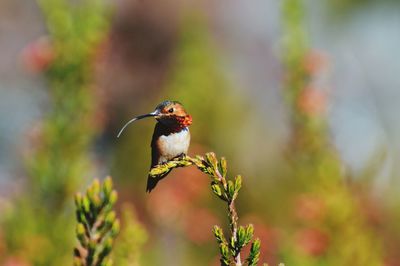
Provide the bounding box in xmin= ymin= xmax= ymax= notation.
xmin=0 ymin=0 xmax=399 ymax=265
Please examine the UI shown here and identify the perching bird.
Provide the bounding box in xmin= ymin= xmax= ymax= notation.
xmin=117 ymin=100 xmax=192 ymax=192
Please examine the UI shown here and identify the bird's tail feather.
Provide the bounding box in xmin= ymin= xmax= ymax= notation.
xmin=146 ymin=169 xmax=171 ymax=193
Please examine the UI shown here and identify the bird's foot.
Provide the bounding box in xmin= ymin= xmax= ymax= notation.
xmin=173 ymin=153 xmax=186 ymax=161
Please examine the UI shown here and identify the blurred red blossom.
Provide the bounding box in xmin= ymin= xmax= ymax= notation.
xmin=302 ymin=50 xmax=330 ymax=76
xmin=3 ymin=257 xmax=31 ymax=266
xmin=294 ymin=194 xmax=326 ymax=222
xmin=242 ymin=215 xmax=281 ymax=265
xmin=147 ymin=181 xmax=189 ymax=227
xmin=297 ymin=86 xmax=327 ymax=116
xmin=20 ymin=36 xmax=54 ymax=73
xmin=295 ymin=228 xmax=329 ymax=257
xmin=184 ymin=208 xmax=219 ymax=244
xmin=147 ymin=158 xmax=208 ymax=228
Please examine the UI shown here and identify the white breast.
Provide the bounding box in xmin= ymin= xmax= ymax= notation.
xmin=158 ymin=128 xmax=190 ymax=163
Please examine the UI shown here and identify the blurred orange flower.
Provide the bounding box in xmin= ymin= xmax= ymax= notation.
xmin=294 ymin=194 xmax=326 ymax=222
xmin=297 ymin=86 xmax=326 ymax=116
xmin=242 ymin=215 xmax=281 ymax=265
xmin=302 ymin=51 xmax=329 ymax=76
xmin=295 ymin=228 xmax=329 ymax=257
xmin=3 ymin=257 xmax=31 ymax=266
xmin=147 ymin=162 xmax=208 ymax=228
xmin=20 ymin=36 xmax=54 ymax=73
xmin=184 ymin=208 xmax=219 ymax=244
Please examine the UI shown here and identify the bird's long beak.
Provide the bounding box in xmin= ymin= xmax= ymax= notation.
xmin=117 ymin=111 xmax=158 ymax=138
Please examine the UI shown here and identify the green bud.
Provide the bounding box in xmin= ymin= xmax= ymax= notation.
xmin=252 ymin=238 xmax=261 ymax=251
xmin=195 ymin=155 xmax=204 ymax=161
xmin=149 ymin=165 xmax=170 ymax=177
xmin=219 ymin=242 xmax=231 ymax=266
xmin=234 ymin=175 xmax=242 ymax=192
xmin=82 ymin=196 xmax=90 ymax=213
xmin=205 ymin=152 xmax=218 ymax=169
xmin=237 ymin=226 xmax=246 ymax=247
xmin=247 ymin=238 xmax=261 ymax=266
xmin=245 ymin=224 xmax=254 ymax=244
xmin=219 ymin=157 xmax=227 ymax=177
xmin=92 ymin=195 xmax=102 ymax=209
xmin=206 ymin=167 xmax=215 ymax=176
xmin=111 ymin=219 xmax=120 ymax=236
xmin=77 ymin=212 xmax=87 ymax=224
xmin=76 ymin=223 xmax=86 ymax=237
xmin=86 ymin=185 xmax=98 ymax=208
xmin=100 ymin=258 xmax=113 ymax=266
xmin=91 ymin=179 xmax=101 ymax=195
xmin=73 ymin=256 xmax=83 ymax=266
xmin=74 ymin=193 xmax=83 ymax=209
xmin=92 ymin=232 xmax=101 ymax=243
xmin=211 ymin=182 xmax=222 ymax=197
xmin=227 ymin=180 xmax=235 ymax=199
xmin=213 ymin=225 xmax=226 ymax=244
xmin=109 ymin=191 xmax=118 ymax=205
xmin=105 ymin=211 xmax=116 ymax=225
xmin=103 ymin=176 xmax=113 ymax=197
xmin=88 ymin=239 xmax=97 ymax=252
xmin=102 ymin=238 xmax=113 ymax=255
xmin=230 ymin=235 xmax=235 ymax=250
xmin=180 ymin=160 xmax=192 ymax=167
xmin=219 ymin=242 xmax=229 ymax=258
xmin=193 ymin=156 xmax=206 ymax=169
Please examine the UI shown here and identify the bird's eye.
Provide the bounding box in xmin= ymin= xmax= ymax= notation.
xmin=168 ymin=108 xmax=174 ymax=113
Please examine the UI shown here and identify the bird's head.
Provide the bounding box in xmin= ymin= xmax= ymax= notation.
xmin=153 ymin=100 xmax=192 ymax=127
xmin=117 ymin=100 xmax=192 ymax=138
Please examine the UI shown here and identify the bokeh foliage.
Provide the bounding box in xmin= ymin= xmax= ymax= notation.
xmin=74 ymin=177 xmax=120 ymax=266
xmin=281 ymin=0 xmax=383 ymax=265
xmin=1 ymin=0 xmax=109 ymax=264
xmin=0 ymin=0 xmax=394 ymax=265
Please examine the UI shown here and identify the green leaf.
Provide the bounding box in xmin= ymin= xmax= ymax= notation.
xmin=76 ymin=223 xmax=87 ymax=246
xmin=219 ymin=242 xmax=230 ymax=266
xmin=237 ymin=225 xmax=246 ymax=248
xmin=219 ymin=157 xmax=227 ymax=177
xmin=111 ymin=219 xmax=120 ymax=236
xmin=149 ymin=164 xmax=170 ymax=177
xmin=213 ymin=225 xmax=226 ymax=244
xmin=244 ymin=224 xmax=254 ymax=245
xmin=74 ymin=192 xmax=83 ymax=209
xmin=205 ymin=152 xmax=218 ymax=169
xmin=211 ymin=181 xmax=226 ymax=201
xmin=109 ymin=191 xmax=118 ymax=205
xmin=105 ymin=211 xmax=116 ymax=226
xmin=246 ymin=238 xmax=261 ymax=266
xmin=82 ymin=195 xmax=90 ymax=213
xmin=74 ymin=178 xmax=120 ymax=265
xmin=234 ymin=175 xmax=242 ymax=192
xmin=103 ymin=176 xmax=113 ymax=198
xmin=91 ymin=179 xmax=100 ymax=195
xmin=227 ymin=180 xmax=235 ymax=199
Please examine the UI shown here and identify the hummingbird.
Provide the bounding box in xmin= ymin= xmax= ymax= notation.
xmin=117 ymin=100 xmax=192 ymax=192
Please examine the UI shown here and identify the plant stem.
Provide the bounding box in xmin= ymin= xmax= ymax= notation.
xmin=149 ymin=154 xmax=260 ymax=266
xmin=214 ymin=163 xmax=241 ymax=266
xmin=190 ymin=156 xmax=242 ymax=265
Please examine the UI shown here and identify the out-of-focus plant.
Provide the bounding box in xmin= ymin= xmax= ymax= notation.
xmin=74 ymin=177 xmax=119 ymax=266
xmin=281 ymin=0 xmax=384 ymax=265
xmin=1 ymin=0 xmax=110 ymax=265
xmin=150 ymin=152 xmax=281 ymax=266
xmin=112 ymin=204 xmax=148 ymax=266
xmin=31 ymin=0 xmax=109 ymax=209
xmin=163 ymin=16 xmax=247 ymax=153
